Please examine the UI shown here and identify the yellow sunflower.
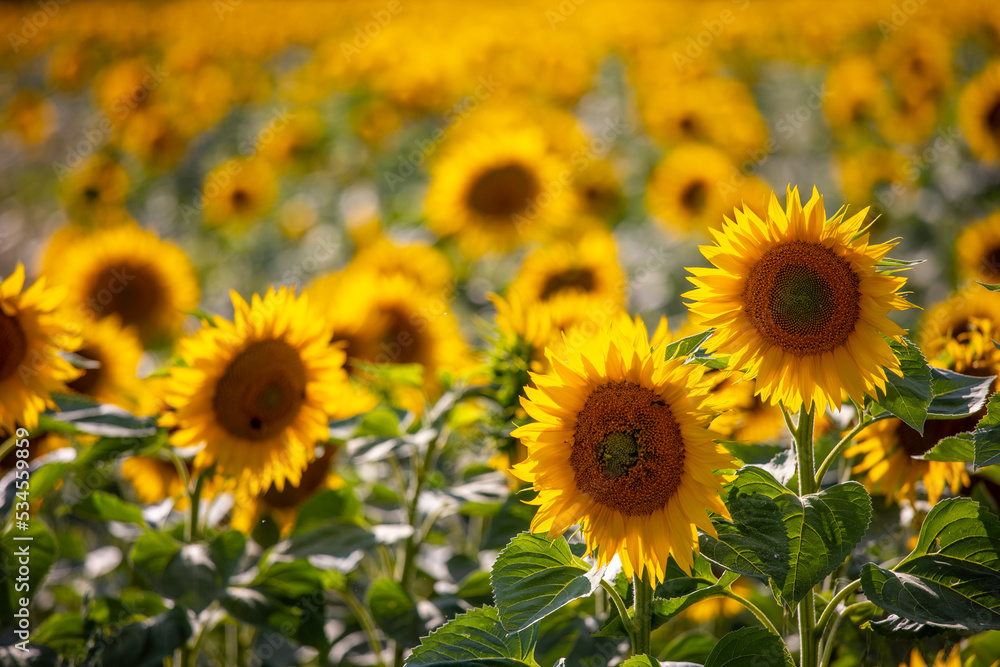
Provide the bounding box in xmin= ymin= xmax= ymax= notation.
xmin=59 ymin=153 xmax=130 ymax=222
xmin=66 ymin=316 xmax=146 ymax=412
xmin=508 ymin=230 xmax=626 ymax=306
xmin=230 ymin=442 xmax=343 ymax=535
xmin=0 ymin=265 xmax=82 ymax=432
xmin=511 ymin=315 xmax=736 ymax=581
xmin=165 ymin=287 xmax=366 ymax=495
xmin=956 ymin=212 xmax=1000 ymax=284
xmin=3 ymin=90 xmax=57 ymax=146
xmin=959 ymin=61 xmax=1000 ymax=161
xmin=919 ymin=286 xmax=1000 ymax=360
xmin=899 ymin=646 xmax=962 ymax=667
xmin=646 ymin=143 xmax=735 ymax=235
xmin=685 ymin=186 xmax=913 ymax=413
xmin=43 ymin=222 xmax=200 ymax=347
xmin=845 ymin=417 xmax=970 ymax=506
xmin=345 ymin=237 xmax=453 ymax=297
xmin=202 ymin=157 xmax=278 ymax=230
xmin=122 ymin=455 xmax=189 ymax=506
xmin=425 ymin=128 xmax=576 ymax=257
xmin=707 ymin=373 xmax=787 ymax=445
xmin=824 ymin=56 xmax=886 ymax=137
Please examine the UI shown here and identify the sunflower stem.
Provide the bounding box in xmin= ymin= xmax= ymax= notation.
xmin=187 ymin=469 xmax=207 ymax=543
xmin=721 ymin=589 xmax=780 ymax=636
xmin=817 ymin=602 xmax=874 ymax=667
xmin=632 ymin=572 xmax=653 ymax=656
xmin=599 ymin=578 xmax=636 ymax=645
xmin=815 ymin=578 xmax=861 ymax=633
xmin=813 ymin=417 xmax=872 ymax=487
xmin=794 ymin=404 xmax=817 ymax=667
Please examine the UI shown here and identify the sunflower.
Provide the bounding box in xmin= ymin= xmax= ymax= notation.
xmin=707 ymin=373 xmax=788 ymax=445
xmin=122 ymin=455 xmax=188 ymax=506
xmin=230 ymin=442 xmax=343 ymax=535
xmin=685 ymin=186 xmax=913 ymax=413
xmin=59 ymin=153 xmax=130 ymax=222
xmin=685 ymin=578 xmax=755 ymax=623
xmin=959 ymin=61 xmax=1000 ymax=161
xmin=201 ymin=157 xmax=279 ymax=230
xmin=165 ymin=287 xmax=367 ymax=494
xmin=257 ymin=107 xmax=326 ymax=171
xmin=877 ymin=27 xmax=952 ymax=106
xmin=646 ymin=144 xmax=735 ymax=235
xmin=956 ymin=212 xmax=1000 ymax=284
xmin=511 ymin=315 xmax=735 ymax=580
xmin=899 ymin=646 xmax=962 ymax=667
xmin=345 ymin=237 xmax=453 ymax=297
xmin=425 ymin=127 xmax=576 ymax=257
xmin=3 ymin=90 xmax=57 ymax=146
xmin=43 ymin=222 xmax=200 ymax=347
xmin=823 ymin=56 xmax=886 ymax=137
xmin=509 ymin=230 xmax=625 ymax=306
xmin=919 ymin=286 xmax=1000 ymax=360
xmin=0 ymin=265 xmax=82 ymax=432
xmin=66 ymin=316 xmax=146 ymax=412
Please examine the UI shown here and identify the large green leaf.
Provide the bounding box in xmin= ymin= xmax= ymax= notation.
xmin=221 ymin=587 xmax=301 ymax=633
xmin=704 ymin=627 xmax=793 ymax=667
xmin=921 ymin=433 xmax=974 ymax=462
xmin=491 ymin=533 xmax=604 ymax=633
xmin=406 ymin=607 xmax=538 ymax=666
xmin=862 ymin=499 xmax=1000 ymax=633
xmin=80 ymin=606 xmax=191 ymax=667
xmin=871 ymin=338 xmax=932 ymax=434
xmin=273 ymin=519 xmax=376 ymax=561
xmin=974 ymin=393 xmax=1000 ymax=469
xmin=700 ymin=468 xmax=872 ymax=604
xmin=927 ymin=368 xmax=995 ymax=419
xmin=252 ymin=559 xmax=325 ymax=599
xmin=131 ymin=533 xmax=223 ymax=612
xmin=45 ymin=394 xmax=158 ymax=438
xmin=369 ymin=578 xmax=424 ymax=648
xmin=72 ymin=490 xmax=146 ymax=526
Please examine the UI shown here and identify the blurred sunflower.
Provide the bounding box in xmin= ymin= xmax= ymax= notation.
xmin=230 ymin=442 xmax=342 ymax=535
xmin=878 ymin=27 xmax=952 ymax=106
xmin=646 ymin=143 xmax=734 ymax=234
xmin=0 ymin=265 xmax=81 ymax=432
xmin=166 ymin=287 xmax=366 ymax=494
xmin=919 ymin=286 xmax=1000 ymax=360
xmin=258 ymin=107 xmax=326 ymax=171
xmin=3 ymin=90 xmax=57 ymax=146
xmin=512 ymin=315 xmax=735 ymax=580
xmin=345 ymin=237 xmax=453 ymax=297
xmin=575 ymin=159 xmax=623 ymax=223
xmin=66 ymin=316 xmax=146 ymax=412
xmin=899 ymin=647 xmax=963 ymax=667
xmin=202 ymin=158 xmax=279 ymax=230
xmin=118 ymin=110 xmax=190 ymax=171
xmin=960 ymin=61 xmax=1000 ymax=161
xmin=956 ymin=212 xmax=1000 ymax=284
xmin=685 ymin=578 xmax=755 ymax=623
xmin=707 ymin=373 xmax=787 ymax=444
xmin=824 ymin=56 xmax=886 ymax=137
xmin=509 ymin=230 xmax=625 ymax=306
xmin=43 ymin=223 xmax=200 ymax=347
xmin=122 ymin=455 xmax=188 ymax=506
xmin=835 ymin=147 xmax=908 ymax=207
xmin=425 ymin=128 xmax=575 ymax=257
xmin=685 ymin=186 xmax=913 ymax=413
xmin=60 ymin=153 xmax=130 ymax=222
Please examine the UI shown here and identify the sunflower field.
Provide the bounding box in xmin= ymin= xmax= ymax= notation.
xmin=4 ymin=1 xmax=1000 ymax=666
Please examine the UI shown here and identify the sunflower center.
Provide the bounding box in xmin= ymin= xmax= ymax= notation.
xmin=539 ymin=267 xmax=597 ymax=300
xmin=988 ymin=99 xmax=1000 ymax=138
xmin=83 ymin=186 xmax=101 ymax=202
xmin=213 ymin=339 xmax=307 ymax=441
xmin=262 ymin=444 xmax=334 ymax=508
xmin=680 ymin=181 xmax=708 ymax=214
xmin=231 ymin=188 xmax=252 ymax=212
xmin=896 ymin=415 xmax=978 ymax=458
xmin=0 ymin=313 xmax=28 ymax=381
xmin=743 ymin=241 xmax=861 ymax=356
xmin=570 ymin=380 xmax=686 ymax=516
xmin=466 ymin=163 xmax=539 ymax=219
xmin=67 ymin=346 xmax=104 ymax=395
xmin=376 ymin=307 xmax=426 ymax=365
xmin=983 ymin=245 xmax=1000 ymax=282
xmin=88 ymin=262 xmax=166 ymax=333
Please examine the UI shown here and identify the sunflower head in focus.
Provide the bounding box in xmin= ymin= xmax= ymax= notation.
xmin=956 ymin=212 xmax=1000 ymax=284
xmin=425 ymin=128 xmax=575 ymax=257
xmin=960 ymin=61 xmax=1000 ymax=162
xmin=43 ymin=222 xmax=200 ymax=348
xmin=66 ymin=316 xmax=146 ymax=412
xmin=0 ymin=265 xmax=82 ymax=432
xmin=512 ymin=315 xmax=736 ymax=581
xmin=685 ymin=186 xmax=913 ymax=413
xmin=202 ymin=158 xmax=279 ymax=231
xmin=509 ymin=230 xmax=625 ymax=307
xmin=166 ymin=287 xmax=366 ymax=495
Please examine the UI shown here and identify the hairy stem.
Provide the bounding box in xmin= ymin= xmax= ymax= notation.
xmin=632 ymin=572 xmax=653 ymax=656
xmin=795 ymin=404 xmax=817 ymax=667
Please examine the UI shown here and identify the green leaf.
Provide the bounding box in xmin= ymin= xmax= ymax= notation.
xmin=75 ymin=433 xmax=165 ymax=468
xmin=47 ymin=394 xmax=158 ymax=438
xmin=31 ymin=610 xmax=84 ymax=654
xmin=356 ymin=407 xmax=402 ymax=437
xmin=456 ymin=570 xmax=495 ymax=606
xmin=977 ymin=282 xmax=1000 ymax=292
xmin=704 ymin=627 xmax=793 ymax=667
xmin=406 ymin=606 xmax=538 ymax=666
xmin=221 ymin=587 xmax=301 ymax=633
xmin=131 ymin=534 xmax=222 ymax=612
xmin=80 ymin=607 xmax=192 ymax=667
xmin=274 ymin=519 xmax=376 ymax=561
xmin=209 ymin=530 xmax=247 ymax=582
xmin=252 ymin=559 xmax=324 ymax=600
xmin=27 ymin=462 xmax=71 ymax=501
xmin=619 ymin=657 xmax=668 ymax=666
xmin=291 ymin=487 xmax=362 ymax=534
xmin=927 ymin=368 xmax=995 ymax=419
xmin=700 ymin=468 xmax=872 ymax=604
xmin=72 ymin=490 xmax=146 ymax=526
xmin=130 ymin=531 xmax=182 ymax=578
xmin=862 ymin=498 xmax=1000 ymax=633
xmin=871 ymin=337 xmax=932 ymax=434
xmin=921 ymin=433 xmax=974 ymax=462
xmin=877 ymin=257 xmax=924 ymax=273
xmin=661 ymin=633 xmax=717 ymax=664
xmin=369 ymin=578 xmax=424 ymax=648
xmin=974 ymin=393 xmax=1000 ymax=469
xmin=3 ymin=520 xmax=58 ymax=614
xmin=663 ymin=329 xmax=714 ymax=361
xmin=491 ymin=533 xmax=604 ymax=633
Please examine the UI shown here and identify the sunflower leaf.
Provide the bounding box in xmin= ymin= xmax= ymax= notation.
xmin=406 ymin=606 xmax=538 ymax=666
xmin=221 ymin=587 xmax=301 ymax=633
xmin=369 ymin=578 xmax=425 ymax=648
xmin=862 ymin=498 xmax=1000 ymax=633
xmin=491 ymin=532 xmax=605 ymax=634
xmin=47 ymin=393 xmax=159 ymax=438
xmin=974 ymin=393 xmax=1000 ymax=469
xmin=663 ymin=329 xmax=715 ymax=361
xmin=921 ymin=433 xmax=975 ymax=462
xmin=871 ymin=337 xmax=932 ymax=435
xmin=976 ymin=282 xmax=1000 ymax=292
xmin=927 ymin=368 xmax=995 ymax=419
xmin=703 ymin=627 xmax=793 ymax=667
xmin=79 ymin=607 xmax=192 ymax=667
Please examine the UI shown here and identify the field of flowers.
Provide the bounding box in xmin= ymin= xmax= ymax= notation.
xmin=2 ymin=1 xmax=1000 ymax=666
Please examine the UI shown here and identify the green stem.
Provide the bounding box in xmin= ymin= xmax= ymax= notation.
xmin=188 ymin=470 xmax=207 ymax=543
xmin=795 ymin=404 xmax=817 ymax=667
xmin=0 ymin=434 xmax=18 ymax=463
xmin=343 ymin=589 xmax=386 ymax=667
xmin=815 ymin=579 xmax=862 ymax=633
xmin=632 ymin=572 xmax=653 ymax=657
xmin=720 ymin=589 xmax=780 ymax=636
xmin=814 ymin=419 xmax=871 ymax=487
xmin=600 ymin=578 xmax=636 ymax=645
xmin=817 ymin=602 xmax=875 ymax=667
